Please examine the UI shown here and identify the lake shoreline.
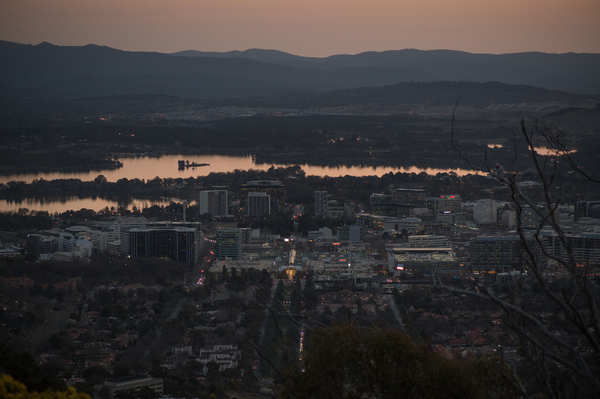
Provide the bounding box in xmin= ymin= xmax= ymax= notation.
xmin=0 ymin=154 xmax=480 ymax=185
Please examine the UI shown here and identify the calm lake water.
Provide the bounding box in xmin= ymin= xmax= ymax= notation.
xmin=0 ymin=197 xmax=178 ymax=214
xmin=0 ymin=154 xmax=477 ymax=184
xmin=0 ymin=154 xmax=478 ymax=213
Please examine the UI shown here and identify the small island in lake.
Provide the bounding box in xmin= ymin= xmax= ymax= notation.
xmin=178 ymin=160 xmax=210 ymax=169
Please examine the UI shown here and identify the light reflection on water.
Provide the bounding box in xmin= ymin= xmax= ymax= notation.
xmin=534 ymin=147 xmax=577 ymax=156
xmin=0 ymin=154 xmax=479 ymax=213
xmin=0 ymin=197 xmax=178 ymax=214
xmin=0 ymin=154 xmax=478 ymax=184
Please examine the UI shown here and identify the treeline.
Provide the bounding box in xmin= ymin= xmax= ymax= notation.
xmin=0 ymin=114 xmax=515 ymax=171
xmin=1 ymin=255 xmax=189 ymax=290
xmin=0 ymin=204 xmax=190 ymax=232
xmin=0 ymin=165 xmax=492 ymax=204
xmin=0 ymin=209 xmax=55 ymax=231
xmin=3 ymin=105 xmax=599 ymax=178
xmin=0 ymin=148 xmax=122 ymax=174
xmin=2 ymin=166 xmax=597 ymax=232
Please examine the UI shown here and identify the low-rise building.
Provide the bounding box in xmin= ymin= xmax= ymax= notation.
xmin=94 ymin=375 xmax=163 ymax=399
xmin=387 ymin=246 xmax=460 ymax=277
xmin=196 ymin=342 xmax=242 ymax=373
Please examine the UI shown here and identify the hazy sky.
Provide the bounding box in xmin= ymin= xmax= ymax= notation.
xmin=1 ymin=0 xmax=599 ymax=56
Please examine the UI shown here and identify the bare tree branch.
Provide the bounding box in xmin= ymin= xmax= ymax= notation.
xmin=448 ymin=115 xmax=600 ymax=397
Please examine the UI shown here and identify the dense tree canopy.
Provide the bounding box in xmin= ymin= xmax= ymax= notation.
xmin=282 ymin=325 xmax=519 ymax=399
xmin=0 ymin=374 xmax=90 ymax=399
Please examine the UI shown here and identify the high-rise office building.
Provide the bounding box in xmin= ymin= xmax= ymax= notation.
xmin=538 ymin=231 xmax=600 ymax=265
xmin=337 ymin=225 xmax=361 ymax=243
xmin=129 ymin=227 xmax=201 ymax=264
xmin=575 ymin=201 xmax=600 ymax=221
xmin=216 ymin=228 xmax=242 ymax=260
xmin=425 ymin=195 xmax=461 ymax=215
xmin=314 ymin=191 xmax=328 ymax=215
xmin=246 ymin=192 xmax=271 ymax=216
xmin=113 ymin=217 xmax=148 ymax=241
xmin=370 ymin=193 xmax=387 ymax=209
xmin=392 ymin=189 xmax=429 ymax=206
xmin=473 ymin=199 xmax=499 ymax=225
xmin=438 ymin=195 xmax=462 ymax=213
xmin=240 ymin=181 xmax=285 ymax=213
xmin=26 ymin=234 xmax=56 ymax=258
xmin=113 ymin=217 xmax=148 ymax=256
xmin=199 ymin=190 xmax=229 ymax=217
xmin=470 ymin=236 xmax=534 ymax=271
xmin=520 ymin=205 xmax=542 ymax=229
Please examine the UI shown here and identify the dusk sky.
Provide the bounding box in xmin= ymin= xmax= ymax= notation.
xmin=1 ymin=0 xmax=599 ymax=56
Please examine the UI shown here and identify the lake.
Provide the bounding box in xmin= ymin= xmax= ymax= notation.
xmin=0 ymin=154 xmax=477 ymax=184
xmin=0 ymin=197 xmax=179 ymax=214
xmin=0 ymin=154 xmax=478 ymax=213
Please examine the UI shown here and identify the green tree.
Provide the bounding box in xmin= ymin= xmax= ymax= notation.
xmin=0 ymin=374 xmax=90 ymax=399
xmin=95 ymin=387 xmax=111 ymax=399
xmin=282 ymin=325 xmax=518 ymax=399
xmin=0 ymin=343 xmax=66 ymax=393
xmin=114 ymin=389 xmax=136 ymax=399
xmin=221 ymin=265 xmax=229 ymax=282
xmin=138 ymin=386 xmax=159 ymax=399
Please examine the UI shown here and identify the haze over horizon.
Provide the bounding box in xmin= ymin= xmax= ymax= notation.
xmin=1 ymin=0 xmax=599 ymax=57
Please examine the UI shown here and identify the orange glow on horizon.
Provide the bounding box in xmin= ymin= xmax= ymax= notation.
xmin=1 ymin=0 xmax=598 ymax=56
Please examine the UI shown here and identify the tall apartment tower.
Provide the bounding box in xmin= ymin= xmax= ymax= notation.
xmin=247 ymin=192 xmax=271 ymax=216
xmin=240 ymin=181 xmax=285 ymax=213
xmin=199 ymin=190 xmax=229 ymax=217
xmin=216 ymin=228 xmax=242 ymax=260
xmin=314 ymin=191 xmax=328 ymax=215
xmin=240 ymin=227 xmax=252 ymax=245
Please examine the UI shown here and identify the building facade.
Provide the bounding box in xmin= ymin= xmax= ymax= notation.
xmin=199 ymin=190 xmax=229 ymax=217
xmin=246 ymin=191 xmax=271 ymax=216
xmin=392 ymin=189 xmax=429 ymax=206
xmin=337 ymin=225 xmax=361 ymax=243
xmin=575 ymin=201 xmax=600 ymax=221
xmin=387 ymin=246 xmax=459 ymax=276
xmin=473 ymin=199 xmax=499 ymax=225
xmin=94 ymin=375 xmax=163 ymax=399
xmin=113 ymin=217 xmax=148 ymax=256
xmin=216 ymin=228 xmax=242 ymax=260
xmin=314 ymin=191 xmax=328 ymax=215
xmin=240 ymin=181 xmax=285 ymax=213
xmin=408 ymin=235 xmax=451 ymax=248
xmin=470 ymin=236 xmax=531 ymax=272
xmin=538 ymin=231 xmax=600 ymax=266
xmin=129 ymin=227 xmax=201 ymax=264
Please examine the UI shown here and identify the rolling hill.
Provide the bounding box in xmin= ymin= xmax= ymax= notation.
xmin=1 ymin=41 xmax=599 ymax=100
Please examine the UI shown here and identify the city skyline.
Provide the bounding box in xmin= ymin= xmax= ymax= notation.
xmin=1 ymin=0 xmax=599 ymax=57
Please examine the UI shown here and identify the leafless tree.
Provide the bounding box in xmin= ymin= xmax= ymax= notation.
xmin=440 ymin=112 xmax=600 ymax=398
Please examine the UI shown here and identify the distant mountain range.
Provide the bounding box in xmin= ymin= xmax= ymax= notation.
xmin=230 ymin=81 xmax=600 ymax=110
xmin=1 ymin=40 xmax=599 ymax=100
